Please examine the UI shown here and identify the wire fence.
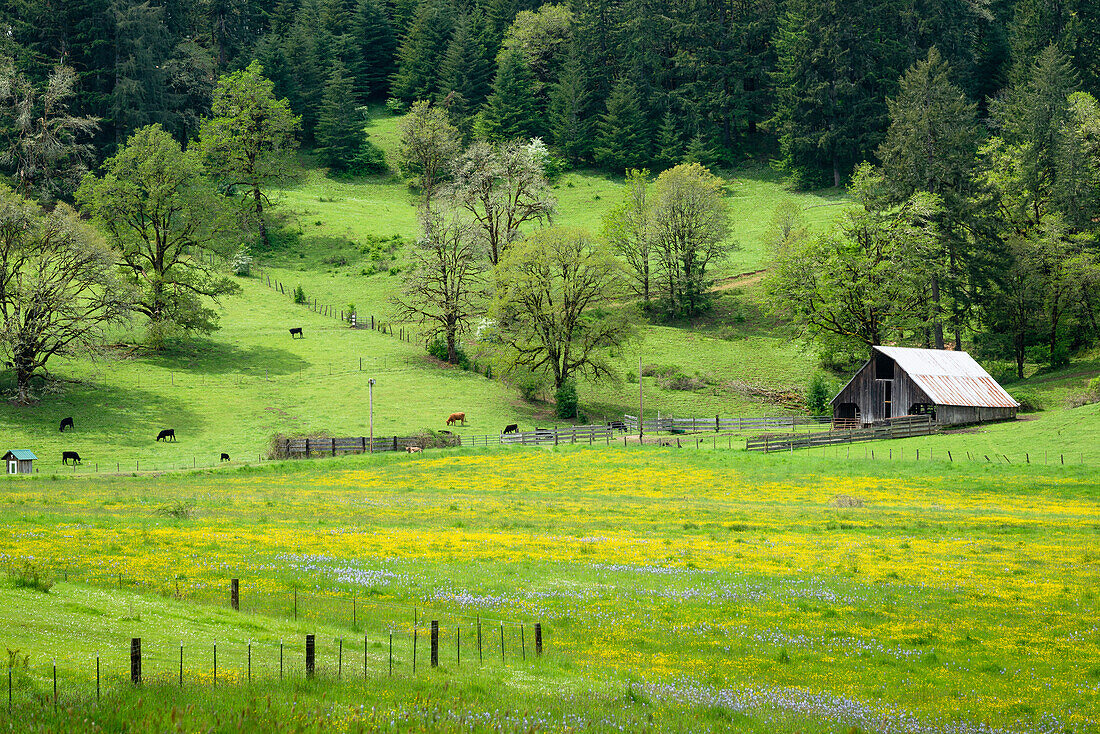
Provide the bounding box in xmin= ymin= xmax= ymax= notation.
xmin=3 ymin=620 xmax=544 ymax=713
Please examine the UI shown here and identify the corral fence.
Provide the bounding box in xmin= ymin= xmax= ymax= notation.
xmin=499 ymin=425 xmax=614 ymax=446
xmin=746 ymin=414 xmax=935 ymax=452
xmin=623 ymin=414 xmax=832 ymax=434
xmin=282 ymin=434 xmax=461 ymax=457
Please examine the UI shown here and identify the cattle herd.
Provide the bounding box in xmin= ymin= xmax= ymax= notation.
xmin=51 ymin=416 xmax=233 ymax=467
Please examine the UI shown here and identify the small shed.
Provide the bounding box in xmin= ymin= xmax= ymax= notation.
xmin=831 ymin=346 xmax=1019 ymax=427
xmin=4 ymin=449 xmax=37 ymax=475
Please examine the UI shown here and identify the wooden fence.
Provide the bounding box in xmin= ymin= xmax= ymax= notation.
xmin=500 ymin=425 xmax=614 ymax=446
xmin=745 ymin=414 xmax=935 ymax=452
xmin=284 ymin=435 xmax=460 ymax=457
xmin=623 ymin=414 xmax=831 ymax=434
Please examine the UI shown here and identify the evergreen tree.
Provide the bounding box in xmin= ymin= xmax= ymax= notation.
xmin=390 ymin=0 xmax=457 ymax=103
xmin=437 ymin=9 xmax=495 ymax=134
xmin=593 ymin=77 xmax=649 ymax=171
xmin=1008 ymin=0 xmax=1100 ymax=96
xmin=878 ymin=48 xmax=981 ymax=349
xmin=547 ymin=47 xmax=593 ymax=161
xmin=476 ymin=48 xmax=541 ymax=141
xmin=655 ymin=107 xmax=683 ymax=168
xmin=280 ymin=0 xmax=330 ymax=143
xmin=350 ymin=0 xmax=398 ymax=98
xmin=316 ymin=62 xmax=366 ymax=171
xmin=110 ymin=0 xmax=172 ymax=144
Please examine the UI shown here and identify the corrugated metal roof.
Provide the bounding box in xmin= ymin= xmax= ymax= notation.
xmin=5 ymin=449 xmax=37 ymax=460
xmin=874 ymin=346 xmax=1019 ymax=408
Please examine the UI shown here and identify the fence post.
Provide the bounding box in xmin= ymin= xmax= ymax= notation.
xmin=431 ymin=621 xmax=439 ymax=668
xmin=213 ymin=641 xmax=217 ymax=687
xmin=280 ymin=640 xmax=284 ymax=680
xmin=389 ymin=633 xmax=393 ymax=676
xmin=457 ymin=625 xmax=461 ymax=666
xmin=477 ymin=616 xmax=483 ymax=664
xmin=413 ymin=627 xmax=417 ymax=673
xmin=130 ymin=638 xmax=141 ymax=684
xmin=231 ymin=578 xmax=239 ymax=611
xmin=294 ymin=589 xmax=298 ymax=620
xmin=535 ymin=623 xmax=542 ymax=656
xmin=500 ymin=623 xmax=505 ymax=663
xmin=306 ymin=634 xmax=315 ymax=678
xmin=338 ymin=638 xmax=343 ymax=679
xmin=521 ymin=625 xmax=525 ymax=661
xmin=364 ymin=633 xmax=369 ymax=678
xmin=248 ymin=642 xmax=252 ymax=683
xmin=179 ymin=642 xmax=183 ymax=686
xmin=332 ymin=438 xmax=336 ymax=457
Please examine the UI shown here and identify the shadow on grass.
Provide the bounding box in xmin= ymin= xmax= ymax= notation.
xmin=137 ymin=339 xmax=310 ymax=377
xmin=0 ymin=379 xmax=205 ymax=449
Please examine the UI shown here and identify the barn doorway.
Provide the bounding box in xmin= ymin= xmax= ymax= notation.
xmin=7 ymin=460 xmax=16 ymax=474
xmin=834 ymin=403 xmax=861 ymax=429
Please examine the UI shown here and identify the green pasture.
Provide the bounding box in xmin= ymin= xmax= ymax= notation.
xmin=1 ymin=446 xmax=1097 ymax=731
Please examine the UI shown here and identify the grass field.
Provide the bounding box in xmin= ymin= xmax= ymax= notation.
xmin=1 ymin=446 xmax=1098 ymax=731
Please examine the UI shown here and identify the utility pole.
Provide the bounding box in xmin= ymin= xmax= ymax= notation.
xmin=369 ymin=378 xmax=376 ymax=453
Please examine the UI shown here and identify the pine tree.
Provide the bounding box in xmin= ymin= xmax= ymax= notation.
xmin=350 ymin=0 xmax=398 ymax=99
xmin=280 ymin=0 xmax=330 ymax=143
xmin=593 ymin=76 xmax=650 ymax=171
xmin=390 ymin=0 xmax=457 ymax=103
xmin=316 ymin=62 xmax=366 ymax=171
xmin=437 ymin=9 xmax=494 ymax=134
xmin=655 ymin=107 xmax=683 ymax=168
xmin=111 ymin=0 xmax=172 ymax=143
xmin=878 ymin=48 xmax=981 ymax=350
xmin=476 ymin=48 xmax=541 ymax=141
xmin=547 ymin=47 xmax=593 ymax=162
xmin=1008 ymin=0 xmax=1100 ymax=96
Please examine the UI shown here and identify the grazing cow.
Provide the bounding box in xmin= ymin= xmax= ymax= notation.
xmin=220 ymin=453 xmax=230 ymax=462
xmin=439 ymin=430 xmax=453 ymax=436
xmin=608 ymin=421 xmax=626 ymax=431
xmin=446 ymin=412 xmax=466 ymax=426
xmin=289 ymin=327 xmax=303 ymax=338
xmin=405 ymin=446 xmax=422 ymax=454
xmin=156 ymin=428 xmax=176 ymax=442
xmin=59 ymin=416 xmax=74 ymax=432
xmin=503 ymin=424 xmax=519 ymax=434
xmin=62 ymin=451 xmax=81 ymax=465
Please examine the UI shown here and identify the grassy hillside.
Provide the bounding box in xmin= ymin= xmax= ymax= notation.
xmin=2 ymin=447 xmax=1097 ymax=731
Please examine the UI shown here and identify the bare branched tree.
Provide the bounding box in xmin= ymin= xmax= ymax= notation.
xmin=394 ymin=208 xmax=486 ymax=364
xmin=448 ymin=140 xmax=555 ymax=265
xmin=0 ymin=187 xmax=132 ymax=403
xmin=0 ymin=61 xmax=99 ymax=202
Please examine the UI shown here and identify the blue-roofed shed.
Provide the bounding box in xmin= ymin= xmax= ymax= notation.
xmin=4 ymin=449 xmax=37 ymax=475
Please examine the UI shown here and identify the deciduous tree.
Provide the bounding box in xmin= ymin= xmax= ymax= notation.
xmin=494 ymin=226 xmax=630 ymax=389
xmin=0 ymin=187 xmax=132 ymax=403
xmin=198 ymin=61 xmax=300 ymax=248
xmin=77 ymin=124 xmax=240 ymax=345
xmin=397 ymin=100 xmax=462 ymax=208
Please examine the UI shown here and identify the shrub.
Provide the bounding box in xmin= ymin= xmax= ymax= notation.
xmin=1066 ymin=377 xmax=1100 ymax=409
xmin=155 ymin=501 xmax=195 ymax=519
xmin=345 ymin=303 xmax=356 ymax=323
xmin=7 ymin=560 xmax=53 ymax=593
xmin=555 ymin=379 xmax=578 ymax=418
xmin=229 ymin=247 xmax=253 ymax=276
xmin=426 ymin=336 xmax=467 ymax=366
xmin=293 ymin=285 xmax=306 ymax=304
xmin=806 ymin=372 xmax=833 ymax=416
xmin=511 ymin=368 xmax=549 ymax=402
xmin=385 ymin=98 xmax=407 ymax=115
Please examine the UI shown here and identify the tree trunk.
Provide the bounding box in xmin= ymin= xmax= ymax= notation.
xmin=930 ymin=274 xmax=944 ymax=349
xmin=14 ymin=349 xmax=35 ymax=404
xmin=253 ymin=185 xmax=267 ymax=247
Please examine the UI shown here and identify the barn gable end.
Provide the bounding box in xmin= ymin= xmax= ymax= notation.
xmin=830 ymin=347 xmax=1018 ymax=427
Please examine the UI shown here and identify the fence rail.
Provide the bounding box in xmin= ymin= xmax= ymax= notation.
xmin=284 ymin=434 xmax=460 ymax=457
xmin=746 ymin=415 xmax=935 ymax=452
xmin=623 ymin=414 xmax=831 ymax=433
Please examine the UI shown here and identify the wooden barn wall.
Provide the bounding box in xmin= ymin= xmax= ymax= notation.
xmin=938 ymin=405 xmax=1017 ymax=425
xmin=832 ymin=358 xmax=933 ymax=423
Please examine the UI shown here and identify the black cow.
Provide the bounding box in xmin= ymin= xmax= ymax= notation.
xmin=59 ymin=416 xmax=74 ymax=432
xmin=220 ymin=453 xmax=230 ymax=461
xmin=289 ymin=327 xmax=303 ymax=338
xmin=608 ymin=421 xmax=626 ymax=431
xmin=156 ymin=428 xmax=176 ymax=442
xmin=439 ymin=430 xmax=453 ymax=436
xmin=62 ymin=451 xmax=81 ymax=465
xmin=503 ymin=424 xmax=519 ymax=434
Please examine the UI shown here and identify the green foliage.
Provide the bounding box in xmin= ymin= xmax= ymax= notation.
xmin=593 ymin=77 xmax=649 ymax=171
xmin=76 ymin=124 xmax=238 ymax=342
xmin=293 ymin=285 xmax=306 ymax=304
xmin=316 ymin=62 xmax=369 ymax=172
xmin=554 ymin=378 xmax=578 ymax=418
xmin=7 ymin=560 xmax=53 ymax=593
xmin=476 ymin=48 xmax=542 ymax=141
xmin=806 ymin=372 xmax=833 ymax=415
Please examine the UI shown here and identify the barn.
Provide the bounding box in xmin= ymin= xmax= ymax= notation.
xmin=831 ymin=346 xmax=1019 ymax=427
xmin=4 ymin=449 xmax=37 ymax=475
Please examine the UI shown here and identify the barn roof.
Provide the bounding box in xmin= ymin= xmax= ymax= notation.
xmin=4 ymin=449 xmax=37 ymax=460
xmin=873 ymin=346 xmax=1019 ymax=408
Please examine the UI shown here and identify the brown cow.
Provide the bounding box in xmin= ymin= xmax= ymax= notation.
xmin=405 ymin=446 xmax=422 ymax=454
xmin=446 ymin=412 xmax=466 ymax=426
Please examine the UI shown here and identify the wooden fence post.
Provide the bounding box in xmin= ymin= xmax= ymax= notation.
xmin=331 ymin=438 xmax=336 ymax=456
xmin=431 ymin=621 xmax=439 ymax=667
xmin=231 ymin=578 xmax=239 ymax=611
xmin=500 ymin=623 xmax=505 ymax=663
xmin=535 ymin=623 xmax=542 ymax=655
xmin=306 ymin=634 xmax=315 ymax=678
xmin=130 ymin=638 xmax=141 ymax=684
